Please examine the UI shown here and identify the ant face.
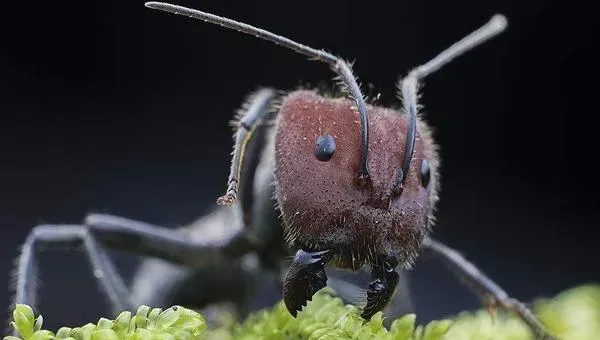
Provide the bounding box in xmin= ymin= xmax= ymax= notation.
xmin=274 ymin=90 xmax=439 ymax=268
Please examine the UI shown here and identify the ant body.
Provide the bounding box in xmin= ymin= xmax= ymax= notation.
xmin=10 ymin=2 xmax=556 ymax=339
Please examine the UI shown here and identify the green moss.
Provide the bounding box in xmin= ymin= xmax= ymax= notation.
xmin=5 ymin=305 xmax=206 ymax=340
xmin=6 ymin=285 xmax=600 ymax=340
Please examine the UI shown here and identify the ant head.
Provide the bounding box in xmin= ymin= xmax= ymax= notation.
xmin=274 ymin=90 xmax=440 ymax=267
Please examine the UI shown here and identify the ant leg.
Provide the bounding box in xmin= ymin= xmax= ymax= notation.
xmin=83 ymin=213 xmax=255 ymax=267
xmin=14 ymin=225 xmax=133 ymax=316
xmin=362 ymin=259 xmax=399 ymax=320
xmin=13 ymin=212 xmax=257 ymax=314
xmin=130 ymin=135 xmax=284 ymax=315
xmin=421 ymin=237 xmax=557 ymax=340
xmin=283 ymin=249 xmax=332 ymax=317
xmin=217 ymin=88 xmax=277 ymax=206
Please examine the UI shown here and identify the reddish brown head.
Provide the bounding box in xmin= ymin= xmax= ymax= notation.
xmin=274 ymin=90 xmax=440 ymax=269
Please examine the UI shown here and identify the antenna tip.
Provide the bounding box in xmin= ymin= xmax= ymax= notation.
xmin=490 ymin=14 xmax=508 ymax=31
xmin=144 ymin=2 xmax=162 ymax=9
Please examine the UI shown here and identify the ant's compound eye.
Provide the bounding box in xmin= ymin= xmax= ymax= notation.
xmin=421 ymin=159 xmax=431 ymax=188
xmin=314 ymin=134 xmax=336 ymax=162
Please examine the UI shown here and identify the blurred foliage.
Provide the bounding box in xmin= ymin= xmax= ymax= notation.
xmin=6 ymin=284 xmax=600 ymax=340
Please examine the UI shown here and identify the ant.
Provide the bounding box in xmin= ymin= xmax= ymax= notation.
xmin=10 ymin=2 xmax=557 ymax=339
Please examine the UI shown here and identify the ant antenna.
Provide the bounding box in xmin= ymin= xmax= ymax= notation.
xmin=145 ymin=2 xmax=372 ymax=185
xmin=397 ymin=15 xmax=507 ymax=191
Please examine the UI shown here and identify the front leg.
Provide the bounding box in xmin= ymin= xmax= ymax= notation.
xmin=362 ymin=258 xmax=399 ymax=320
xmin=422 ymin=237 xmax=558 ymax=340
xmin=283 ymin=249 xmax=332 ymax=316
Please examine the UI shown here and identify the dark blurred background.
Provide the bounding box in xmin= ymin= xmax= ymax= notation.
xmin=1 ymin=0 xmax=598 ymax=331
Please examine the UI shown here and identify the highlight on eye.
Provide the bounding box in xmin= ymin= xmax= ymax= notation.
xmin=314 ymin=134 xmax=336 ymax=162
xmin=421 ymin=159 xmax=431 ymax=188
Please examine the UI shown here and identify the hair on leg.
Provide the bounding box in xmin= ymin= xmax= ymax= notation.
xmin=422 ymin=237 xmax=557 ymax=340
xmin=13 ymin=225 xmax=133 ymax=321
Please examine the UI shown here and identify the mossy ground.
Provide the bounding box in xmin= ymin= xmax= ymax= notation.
xmin=6 ymin=284 xmax=600 ymax=340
